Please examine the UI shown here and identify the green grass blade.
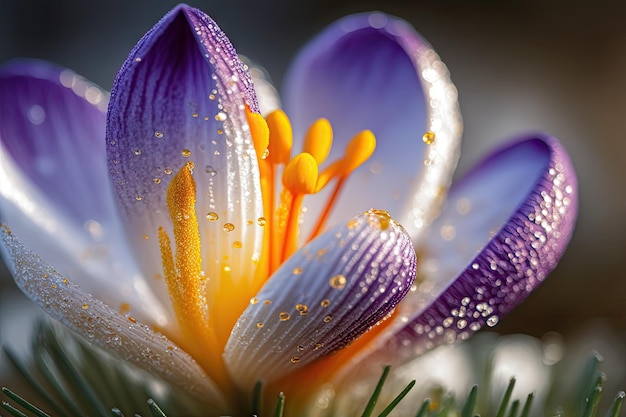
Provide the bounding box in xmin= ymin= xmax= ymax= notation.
xmin=414 ymin=399 xmax=430 ymax=417
xmin=252 ymin=380 xmax=263 ymax=415
xmin=361 ymin=366 xmax=391 ymax=417
xmin=519 ymin=393 xmax=534 ymax=417
xmin=273 ymin=392 xmax=285 ymax=417
xmin=496 ymin=378 xmax=516 ymax=417
xmin=3 ymin=348 xmax=67 ymax=417
xmin=506 ymin=399 xmax=520 ymax=417
xmin=1 ymin=401 xmax=28 ymax=417
xmin=377 ymin=380 xmax=415 ymax=417
xmin=147 ymin=399 xmax=166 ymax=417
xmin=461 ymin=385 xmax=478 ymax=417
xmin=1 ymin=388 xmax=50 ymax=417
xmin=605 ymin=391 xmax=625 ymax=417
xmin=582 ymin=376 xmax=604 ymax=417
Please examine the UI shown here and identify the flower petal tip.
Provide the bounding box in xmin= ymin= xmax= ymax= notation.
xmin=224 ymin=210 xmax=416 ymax=390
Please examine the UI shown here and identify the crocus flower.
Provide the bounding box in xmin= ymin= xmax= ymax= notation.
xmin=0 ymin=4 xmax=577 ymax=416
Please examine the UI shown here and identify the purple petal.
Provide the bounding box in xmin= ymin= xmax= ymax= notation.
xmin=0 ymin=226 xmax=227 ymax=411
xmin=283 ymin=12 xmax=462 ymax=238
xmin=106 ymin=6 xmax=263 ymax=292
xmin=0 ymin=60 xmax=171 ymax=327
xmin=224 ymin=209 xmax=416 ymax=391
xmin=0 ymin=59 xmax=111 ymax=223
xmin=377 ymin=134 xmax=577 ymax=364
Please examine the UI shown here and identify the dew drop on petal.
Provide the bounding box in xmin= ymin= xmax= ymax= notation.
xmin=329 ymin=275 xmax=347 ymax=290
xmin=154 ymin=131 xmax=164 ymax=139
xmin=215 ymin=112 xmax=227 ymax=121
xmin=422 ymin=131 xmax=436 ymax=144
xmin=257 ymin=217 xmax=266 ymax=226
xmin=206 ymin=212 xmax=219 ymax=222
xmin=279 ymin=312 xmax=291 ymax=321
xmin=181 ymin=149 xmax=192 ymax=158
xmin=296 ymin=304 xmax=308 ymax=315
xmin=223 ymin=223 xmax=235 ymax=232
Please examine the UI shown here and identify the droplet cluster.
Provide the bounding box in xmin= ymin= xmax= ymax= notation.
xmin=386 ymin=139 xmax=577 ymax=361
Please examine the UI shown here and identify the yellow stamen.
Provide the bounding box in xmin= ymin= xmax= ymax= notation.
xmin=250 ymin=109 xmax=378 ymax=271
xmin=308 ymin=130 xmax=377 ymax=241
xmin=266 ymin=110 xmax=293 ymax=165
xmin=278 ymin=153 xmax=318 ymax=262
xmin=303 ymin=118 xmax=332 ymax=165
xmin=282 ymin=152 xmax=318 ymax=195
xmin=340 ymin=129 xmax=376 ymax=176
xmin=245 ymin=104 xmax=269 ymax=159
xmin=159 ymin=164 xmax=230 ymax=389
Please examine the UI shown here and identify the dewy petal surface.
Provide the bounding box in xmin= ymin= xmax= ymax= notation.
xmin=0 ymin=60 xmax=167 ymax=326
xmin=283 ymin=12 xmax=462 ymax=239
xmin=375 ymin=134 xmax=577 ymax=365
xmin=224 ymin=210 xmax=416 ymax=392
xmin=0 ymin=227 xmax=227 ymax=411
xmin=106 ymin=5 xmax=263 ymax=308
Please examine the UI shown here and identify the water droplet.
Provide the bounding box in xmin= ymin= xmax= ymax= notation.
xmin=256 ymin=322 xmax=264 ymax=328
xmin=154 ymin=131 xmax=164 ymax=138
xmin=223 ymin=223 xmax=235 ymax=232
xmin=257 ymin=217 xmax=266 ymax=226
xmin=181 ymin=149 xmax=191 ymax=158
xmin=205 ymin=165 xmax=217 ymax=176
xmin=323 ymin=315 xmax=332 ymax=323
xmin=27 ymin=105 xmax=46 ymax=125
xmin=487 ymin=316 xmax=499 ymax=327
xmin=133 ymin=148 xmax=142 ymax=156
xmin=261 ymin=148 xmax=270 ymax=160
xmin=215 ymin=112 xmax=227 ymax=121
xmin=209 ymin=94 xmax=216 ymax=100
xmin=250 ymin=298 xmax=259 ymax=305
xmin=292 ymin=267 xmax=303 ymax=275
xmin=279 ymin=312 xmax=291 ymax=321
xmin=296 ymin=304 xmax=308 ymax=315
xmin=142 ymin=234 xmax=149 ymax=240
xmin=422 ymin=131 xmax=436 ymax=144
xmin=320 ymin=299 xmax=330 ymax=307
xmin=233 ymin=241 xmax=242 ymax=249
xmin=206 ymin=212 xmax=219 ymax=221
xmin=290 ymin=355 xmax=300 ymax=364
xmin=264 ymin=300 xmax=272 ymax=305
xmin=82 ymin=303 xmax=89 ymax=310
xmin=134 ymin=57 xmax=142 ymax=63
xmin=192 ymin=112 xmax=199 ymax=118
xmin=153 ymin=177 xmax=161 ymax=184
xmin=217 ymin=129 xmax=224 ymax=135
xmin=329 ymin=275 xmax=347 ymax=290
xmin=135 ymin=195 xmax=143 ymax=201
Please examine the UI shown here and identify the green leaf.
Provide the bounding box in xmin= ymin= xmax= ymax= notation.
xmin=377 ymin=380 xmax=415 ymax=417
xmin=361 ymin=366 xmax=391 ymax=417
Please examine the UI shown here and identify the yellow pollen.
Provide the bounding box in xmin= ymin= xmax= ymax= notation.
xmin=303 ymin=118 xmax=332 ymax=165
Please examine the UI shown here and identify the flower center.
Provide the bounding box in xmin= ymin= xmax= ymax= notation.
xmin=156 ymin=105 xmax=376 ymax=388
xmin=246 ymin=106 xmax=377 ymax=276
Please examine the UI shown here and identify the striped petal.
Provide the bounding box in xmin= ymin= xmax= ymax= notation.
xmin=375 ymin=134 xmax=577 ymax=366
xmin=224 ymin=209 xmax=416 ymax=392
xmin=283 ymin=12 xmax=462 ymax=240
xmin=0 ymin=226 xmax=227 ymax=412
xmin=0 ymin=60 xmax=168 ymax=327
xmin=106 ymin=5 xmax=263 ymax=306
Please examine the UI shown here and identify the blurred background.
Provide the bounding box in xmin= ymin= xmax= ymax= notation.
xmin=0 ymin=0 xmax=625 ymax=409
